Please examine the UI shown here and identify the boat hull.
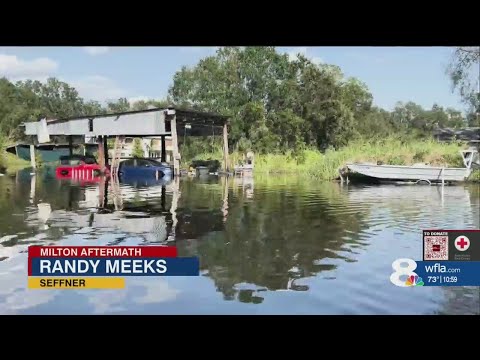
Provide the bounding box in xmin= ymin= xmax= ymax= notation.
xmin=346 ymin=163 xmax=471 ymax=182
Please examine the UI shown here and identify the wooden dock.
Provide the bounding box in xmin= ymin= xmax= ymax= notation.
xmin=20 ymin=107 xmax=231 ymax=176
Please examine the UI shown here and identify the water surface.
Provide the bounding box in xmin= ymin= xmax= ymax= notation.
xmin=0 ymin=169 xmax=479 ymax=314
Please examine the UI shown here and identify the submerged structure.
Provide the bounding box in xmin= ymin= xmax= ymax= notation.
xmin=21 ymin=107 xmax=230 ymax=176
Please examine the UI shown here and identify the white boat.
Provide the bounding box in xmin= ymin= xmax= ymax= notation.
xmin=234 ymin=151 xmax=254 ymax=176
xmin=343 ymin=149 xmax=479 ymax=184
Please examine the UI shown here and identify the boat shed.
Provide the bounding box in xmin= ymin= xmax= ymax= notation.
xmin=21 ymin=106 xmax=231 ymax=175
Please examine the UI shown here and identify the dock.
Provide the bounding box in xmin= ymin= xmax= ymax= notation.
xmin=20 ymin=106 xmax=231 ymax=176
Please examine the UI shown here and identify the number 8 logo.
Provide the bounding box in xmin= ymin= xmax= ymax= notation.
xmin=390 ymin=258 xmax=417 ymax=287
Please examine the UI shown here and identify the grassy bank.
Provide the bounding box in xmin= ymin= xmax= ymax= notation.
xmin=186 ymin=138 xmax=479 ymax=182
xmin=0 ymin=151 xmax=31 ymax=174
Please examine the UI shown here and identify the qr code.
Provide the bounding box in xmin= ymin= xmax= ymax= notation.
xmin=424 ymin=236 xmax=448 ymax=260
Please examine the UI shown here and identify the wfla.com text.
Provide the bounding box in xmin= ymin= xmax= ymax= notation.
xmin=424 ymin=263 xmax=461 ymax=273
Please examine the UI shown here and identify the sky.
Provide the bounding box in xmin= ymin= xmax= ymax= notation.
xmin=0 ymin=46 xmax=471 ymax=112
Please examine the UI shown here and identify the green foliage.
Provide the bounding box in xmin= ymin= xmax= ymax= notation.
xmin=107 ymin=98 xmax=130 ymax=113
xmin=168 ymin=47 xmax=472 ymax=155
xmin=469 ymin=170 xmax=480 ymax=183
xmin=0 ymin=152 xmax=30 ymax=174
xmin=132 ymin=138 xmax=144 ymax=158
xmin=0 ymin=47 xmax=475 ymax=175
xmin=447 ymin=47 xmax=480 ymax=113
xmin=253 ymin=138 xmax=468 ymax=180
xmin=0 ymin=136 xmax=5 ymax=172
xmin=35 ymin=151 xmax=44 ymax=168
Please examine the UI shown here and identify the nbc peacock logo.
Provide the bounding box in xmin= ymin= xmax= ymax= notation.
xmin=390 ymin=258 xmax=425 ymax=287
xmin=405 ymin=275 xmax=424 ymax=287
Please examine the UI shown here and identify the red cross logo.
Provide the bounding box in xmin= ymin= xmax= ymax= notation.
xmin=454 ymin=236 xmax=470 ymax=252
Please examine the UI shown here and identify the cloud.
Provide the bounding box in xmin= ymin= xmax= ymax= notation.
xmin=82 ymin=47 xmax=110 ymax=56
xmin=0 ymin=54 xmax=58 ymax=81
xmin=285 ymin=47 xmax=323 ymax=65
xmin=69 ymin=75 xmax=126 ymax=102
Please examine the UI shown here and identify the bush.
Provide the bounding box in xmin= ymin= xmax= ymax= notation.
xmin=132 ymin=138 xmax=144 ymax=158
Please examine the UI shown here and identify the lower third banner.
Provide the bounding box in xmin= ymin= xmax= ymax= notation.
xmin=29 ymin=257 xmax=200 ymax=276
xmin=28 ymin=277 xmax=125 ymax=289
xmin=390 ymin=258 xmax=480 ymax=287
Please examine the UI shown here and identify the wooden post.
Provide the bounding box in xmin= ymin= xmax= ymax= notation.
xmin=168 ymin=176 xmax=180 ymax=241
xmin=103 ymin=136 xmax=109 ymax=167
xmin=30 ymin=145 xmax=36 ymax=170
xmin=161 ymin=135 xmax=166 ymax=163
xmin=222 ymin=175 xmax=229 ymax=223
xmin=223 ymin=121 xmax=229 ymax=172
xmin=161 ymin=185 xmax=166 ymax=211
xmin=99 ymin=177 xmax=107 ymax=208
xmin=30 ymin=172 xmax=36 ymax=202
xmin=171 ymin=115 xmax=180 ymax=176
xmin=68 ymin=136 xmax=73 ymax=155
xmin=98 ymin=136 xmax=105 ymax=170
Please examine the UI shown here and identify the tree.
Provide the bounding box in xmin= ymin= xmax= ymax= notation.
xmin=106 ymin=98 xmax=130 ymax=113
xmin=447 ymin=47 xmax=480 ymax=114
xmin=130 ymin=99 xmax=171 ymax=111
xmin=16 ymin=78 xmax=87 ymax=119
xmin=445 ymin=108 xmax=467 ymax=128
xmin=169 ymin=46 xmax=371 ymax=153
xmin=132 ymin=138 xmax=144 ymax=158
xmin=466 ymin=112 xmax=480 ymax=127
xmin=356 ymin=107 xmax=396 ymax=138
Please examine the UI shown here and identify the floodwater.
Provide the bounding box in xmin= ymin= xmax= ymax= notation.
xmin=0 ymin=168 xmax=479 ymax=315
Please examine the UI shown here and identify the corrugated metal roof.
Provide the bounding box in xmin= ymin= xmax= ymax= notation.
xmin=44 ymin=107 xmax=229 ymax=126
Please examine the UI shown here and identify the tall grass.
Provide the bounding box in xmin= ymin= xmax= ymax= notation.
xmin=185 ymin=138 xmax=478 ymax=181
xmin=0 ymin=135 xmax=31 ymax=173
xmin=0 ymin=152 xmax=31 ymax=174
xmin=469 ymin=170 xmax=480 ymax=183
xmin=184 ymin=138 xmax=473 ymax=181
xmin=254 ymin=138 xmax=470 ymax=180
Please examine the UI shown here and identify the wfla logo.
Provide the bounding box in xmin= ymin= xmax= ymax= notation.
xmin=390 ymin=258 xmax=424 ymax=287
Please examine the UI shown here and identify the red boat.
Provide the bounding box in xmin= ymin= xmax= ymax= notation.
xmin=56 ymin=155 xmax=108 ymax=183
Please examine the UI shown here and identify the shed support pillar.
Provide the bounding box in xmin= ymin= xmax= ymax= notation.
xmin=223 ymin=122 xmax=229 ymax=172
xmin=171 ymin=115 xmax=180 ymax=176
xmin=68 ymin=136 xmax=73 ymax=155
xmin=161 ymin=135 xmax=166 ymax=163
xmin=103 ymin=136 xmax=109 ymax=167
xmin=30 ymin=144 xmax=36 ymax=170
xmin=98 ymin=136 xmax=105 ymax=171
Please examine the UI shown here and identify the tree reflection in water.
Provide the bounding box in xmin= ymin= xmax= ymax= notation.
xmin=175 ymin=176 xmax=369 ymax=304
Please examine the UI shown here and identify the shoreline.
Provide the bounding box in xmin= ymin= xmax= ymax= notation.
xmin=2 ymin=138 xmax=479 ymax=183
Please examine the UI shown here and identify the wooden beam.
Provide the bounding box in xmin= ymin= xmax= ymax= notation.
xmin=68 ymin=136 xmax=73 ymax=155
xmin=161 ymin=185 xmax=166 ymax=211
xmin=103 ymin=136 xmax=109 ymax=167
xmin=98 ymin=136 xmax=105 ymax=170
xmin=170 ymin=176 xmax=180 ymax=240
xmin=222 ymin=176 xmax=229 ymax=223
xmin=161 ymin=135 xmax=166 ymax=163
xmin=99 ymin=178 xmax=108 ymax=209
xmin=30 ymin=145 xmax=36 ymax=170
xmin=223 ymin=122 xmax=229 ymax=172
xmin=171 ymin=115 xmax=180 ymax=176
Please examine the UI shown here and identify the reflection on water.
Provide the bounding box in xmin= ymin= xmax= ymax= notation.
xmin=0 ymin=169 xmax=479 ymax=314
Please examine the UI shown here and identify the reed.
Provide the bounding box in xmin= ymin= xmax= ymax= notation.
xmin=250 ymin=138 xmax=471 ymax=180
